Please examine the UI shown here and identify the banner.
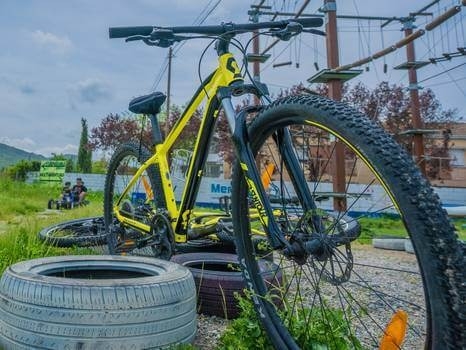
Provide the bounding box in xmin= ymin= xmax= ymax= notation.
xmin=39 ymin=160 xmax=66 ymax=183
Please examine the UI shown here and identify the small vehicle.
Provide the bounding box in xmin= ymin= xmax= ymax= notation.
xmin=47 ymin=192 xmax=89 ymax=210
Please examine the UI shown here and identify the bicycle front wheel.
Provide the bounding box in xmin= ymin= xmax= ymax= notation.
xmin=231 ymin=95 xmax=464 ymax=349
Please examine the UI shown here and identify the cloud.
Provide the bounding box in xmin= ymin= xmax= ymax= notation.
xmin=0 ymin=137 xmax=36 ymax=151
xmin=19 ymin=85 xmax=36 ymax=95
xmin=68 ymin=78 xmax=112 ymax=108
xmin=36 ymin=144 xmax=78 ymax=157
xmin=31 ymin=30 xmax=73 ymax=54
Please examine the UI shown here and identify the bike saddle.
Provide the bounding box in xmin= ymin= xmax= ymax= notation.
xmin=129 ymin=91 xmax=166 ymax=115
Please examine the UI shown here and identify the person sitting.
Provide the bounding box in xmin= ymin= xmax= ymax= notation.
xmin=61 ymin=181 xmax=73 ymax=203
xmin=72 ymin=178 xmax=88 ymax=204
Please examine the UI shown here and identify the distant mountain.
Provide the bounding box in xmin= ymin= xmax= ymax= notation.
xmin=0 ymin=143 xmax=47 ymax=169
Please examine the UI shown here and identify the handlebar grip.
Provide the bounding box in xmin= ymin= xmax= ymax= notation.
xmin=109 ymin=26 xmax=154 ymax=39
xmin=290 ymin=18 xmax=324 ymax=28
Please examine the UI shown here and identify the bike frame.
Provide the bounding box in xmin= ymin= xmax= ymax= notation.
xmin=113 ymin=46 xmax=314 ymax=249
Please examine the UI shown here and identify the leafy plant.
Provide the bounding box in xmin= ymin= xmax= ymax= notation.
xmin=218 ymin=291 xmax=363 ymax=350
xmin=218 ymin=293 xmax=273 ymax=350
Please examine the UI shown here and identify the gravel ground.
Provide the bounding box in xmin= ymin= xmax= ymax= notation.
xmin=192 ymin=244 xmax=422 ymax=349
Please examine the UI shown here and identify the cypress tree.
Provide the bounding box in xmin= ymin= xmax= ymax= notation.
xmin=77 ymin=118 xmax=92 ymax=173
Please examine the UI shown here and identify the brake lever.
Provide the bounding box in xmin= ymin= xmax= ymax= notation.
xmin=125 ymin=33 xmax=189 ymax=47
xmin=125 ymin=35 xmax=149 ymax=42
xmin=270 ymin=22 xmax=303 ymax=41
xmin=143 ymin=38 xmax=173 ymax=47
xmin=303 ymin=28 xmax=326 ymax=36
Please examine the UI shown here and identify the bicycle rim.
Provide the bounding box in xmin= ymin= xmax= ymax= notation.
xmin=231 ymin=95 xmax=463 ymax=349
xmin=104 ymin=142 xmax=162 ymax=255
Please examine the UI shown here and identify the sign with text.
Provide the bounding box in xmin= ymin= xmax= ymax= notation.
xmin=39 ymin=160 xmax=66 ymax=183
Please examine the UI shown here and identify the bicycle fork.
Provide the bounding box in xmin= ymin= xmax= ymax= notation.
xmin=218 ymin=87 xmax=323 ymax=256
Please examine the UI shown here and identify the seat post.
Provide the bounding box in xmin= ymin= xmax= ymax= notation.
xmin=149 ymin=114 xmax=164 ymax=145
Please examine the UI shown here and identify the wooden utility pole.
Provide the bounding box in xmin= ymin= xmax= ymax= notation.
xmin=252 ymin=29 xmax=261 ymax=105
xmin=403 ymin=20 xmax=426 ymax=175
xmin=324 ymin=0 xmax=346 ymax=211
xmin=250 ymin=0 xmax=266 ymax=105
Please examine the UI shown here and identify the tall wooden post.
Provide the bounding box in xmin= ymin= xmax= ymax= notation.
xmin=252 ymin=29 xmax=261 ymax=105
xmin=324 ymin=0 xmax=346 ymax=211
xmin=404 ymin=20 xmax=426 ymax=175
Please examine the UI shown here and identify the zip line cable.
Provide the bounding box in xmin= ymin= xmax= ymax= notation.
xmin=419 ymin=62 xmax=466 ymax=83
xmin=424 ymin=76 xmax=466 ymax=87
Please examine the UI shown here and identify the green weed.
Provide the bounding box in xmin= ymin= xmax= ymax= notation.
xmin=218 ymin=292 xmax=362 ymax=350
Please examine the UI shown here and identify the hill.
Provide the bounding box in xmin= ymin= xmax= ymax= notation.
xmin=0 ymin=143 xmax=47 ymax=169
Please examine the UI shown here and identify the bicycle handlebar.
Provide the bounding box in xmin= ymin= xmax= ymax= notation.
xmin=109 ymin=18 xmax=323 ymax=39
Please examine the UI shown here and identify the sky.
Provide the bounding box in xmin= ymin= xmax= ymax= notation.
xmin=0 ymin=0 xmax=465 ymax=157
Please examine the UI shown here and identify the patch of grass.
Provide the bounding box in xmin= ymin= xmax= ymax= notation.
xmin=356 ymin=214 xmax=466 ymax=243
xmin=0 ymin=177 xmax=102 ymax=274
xmin=0 ymin=218 xmax=95 ymax=274
xmin=451 ymin=218 xmax=466 ymax=241
xmin=0 ymin=179 xmax=59 ymax=221
xmin=357 ymin=215 xmax=408 ymax=244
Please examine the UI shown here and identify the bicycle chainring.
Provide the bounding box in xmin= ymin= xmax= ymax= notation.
xmin=148 ymin=213 xmax=175 ymax=260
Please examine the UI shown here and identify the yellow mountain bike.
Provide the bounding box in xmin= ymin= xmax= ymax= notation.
xmin=106 ymin=19 xmax=464 ymax=349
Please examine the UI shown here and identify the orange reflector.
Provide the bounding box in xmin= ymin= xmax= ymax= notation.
xmin=261 ymin=163 xmax=275 ymax=190
xmin=379 ymin=310 xmax=408 ymax=350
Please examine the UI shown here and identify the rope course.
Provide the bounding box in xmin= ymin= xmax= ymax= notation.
xmin=334 ymin=4 xmax=464 ymax=72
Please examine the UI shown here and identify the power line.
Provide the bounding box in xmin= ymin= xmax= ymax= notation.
xmin=149 ymin=0 xmax=223 ymax=91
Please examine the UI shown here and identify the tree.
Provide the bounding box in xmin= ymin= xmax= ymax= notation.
xmin=50 ymin=153 xmax=74 ymax=172
xmin=1 ymin=160 xmax=41 ymax=181
xmin=165 ymin=105 xmax=203 ymax=150
xmin=90 ymin=107 xmax=204 ymax=155
xmin=91 ymin=158 xmax=108 ymax=174
xmin=312 ymin=81 xmax=458 ymax=180
xmin=77 ymin=118 xmax=92 ymax=173
xmin=89 ymin=114 xmax=152 ymax=153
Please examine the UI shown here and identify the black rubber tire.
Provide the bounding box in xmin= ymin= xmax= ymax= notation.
xmin=231 ymin=95 xmax=465 ymax=349
xmin=38 ymin=216 xmax=107 ymax=247
xmin=176 ymin=237 xmax=236 ymax=254
xmin=47 ymin=199 xmax=53 ymax=210
xmin=0 ymin=255 xmax=197 ymax=349
xmin=104 ymin=142 xmax=165 ymax=255
xmin=170 ymin=253 xmax=282 ymax=319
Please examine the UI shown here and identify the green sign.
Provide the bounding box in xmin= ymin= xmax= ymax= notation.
xmin=39 ymin=160 xmax=66 ymax=183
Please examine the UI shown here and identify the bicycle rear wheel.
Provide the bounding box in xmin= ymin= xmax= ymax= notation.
xmin=104 ymin=142 xmax=170 ymax=257
xmin=231 ymin=95 xmax=464 ymax=349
